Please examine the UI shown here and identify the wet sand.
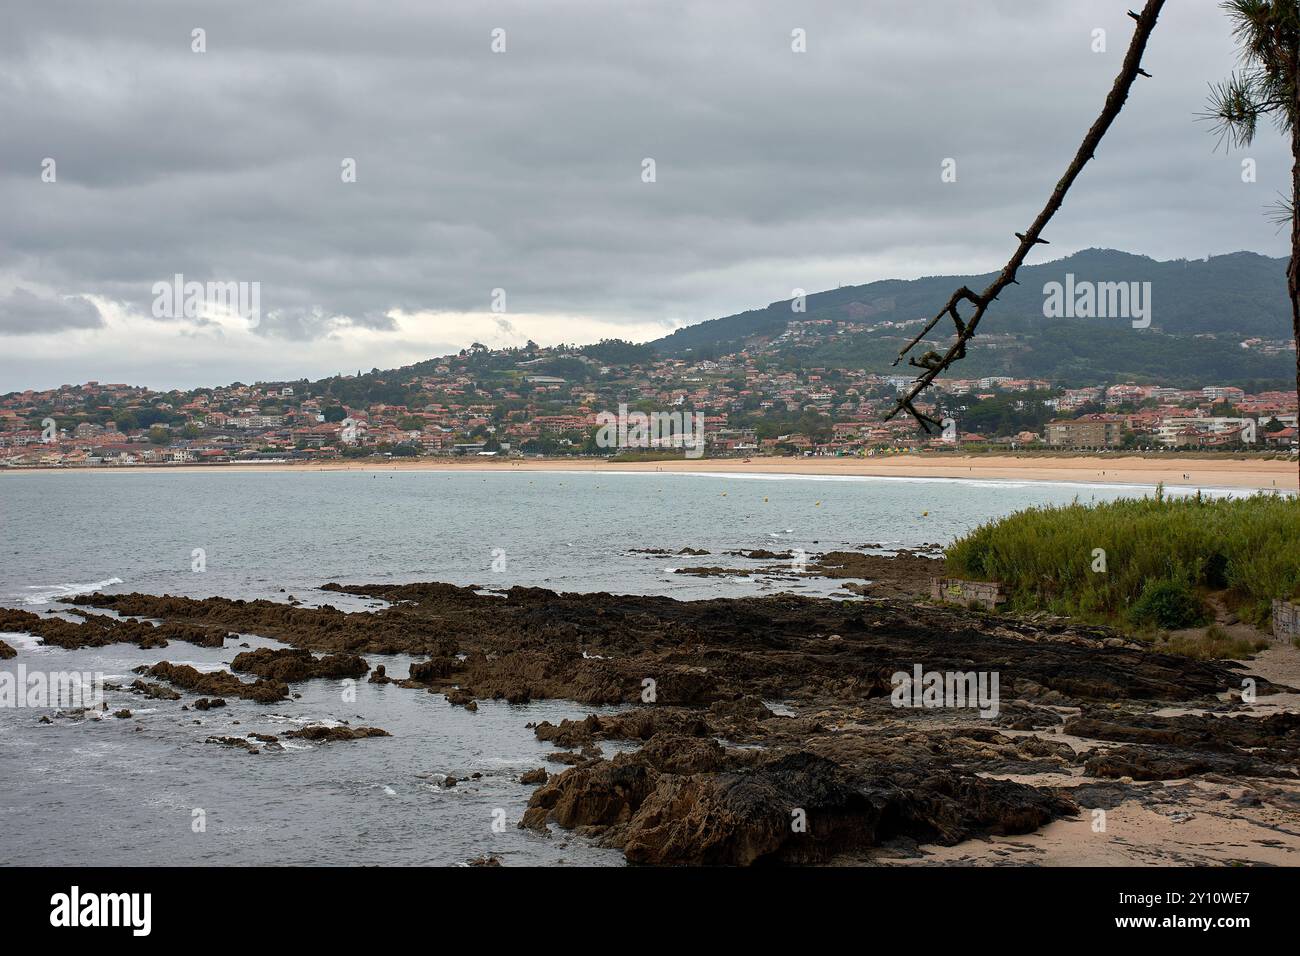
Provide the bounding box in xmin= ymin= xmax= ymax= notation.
xmin=877 ymin=641 xmax=1300 ymax=867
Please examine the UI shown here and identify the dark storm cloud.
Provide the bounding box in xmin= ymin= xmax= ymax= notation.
xmin=0 ymin=0 xmax=1289 ymax=388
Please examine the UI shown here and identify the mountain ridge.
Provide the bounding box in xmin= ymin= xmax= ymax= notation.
xmin=650 ymin=247 xmax=1290 ymax=356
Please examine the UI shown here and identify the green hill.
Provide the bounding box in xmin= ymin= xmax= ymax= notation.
xmin=650 ymin=249 xmax=1295 ymax=387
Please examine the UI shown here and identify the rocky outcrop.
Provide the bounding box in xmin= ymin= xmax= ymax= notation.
xmin=1065 ymin=711 xmax=1300 ymax=755
xmin=71 ymin=590 xmax=460 ymax=656
xmin=135 ymin=662 xmax=288 ymax=703
xmin=230 ymin=647 xmax=369 ymax=682
xmin=67 ymin=575 xmax=1297 ymax=866
xmin=524 ymin=746 xmax=1074 ymax=866
xmin=127 ymin=679 xmax=181 ymax=701
xmin=282 ymin=724 xmax=390 ymax=742
xmin=206 ymin=735 xmax=260 ymax=754
xmin=1082 ymin=746 xmax=1289 ymax=781
xmin=1066 ymin=711 xmax=1300 ymax=780
xmin=0 ymin=639 xmax=15 ymax=659
xmin=444 ymin=688 xmax=476 ymax=709
xmin=73 ymin=581 xmax=1277 ymax=711
xmin=406 ymin=657 xmax=457 ymax=683
xmin=0 ymin=606 xmax=227 ymax=650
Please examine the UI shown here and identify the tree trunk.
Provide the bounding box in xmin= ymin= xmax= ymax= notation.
xmin=1292 ymin=53 xmax=1300 ymax=488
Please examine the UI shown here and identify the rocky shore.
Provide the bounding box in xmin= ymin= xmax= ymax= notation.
xmin=11 ymin=553 xmax=1294 ymax=865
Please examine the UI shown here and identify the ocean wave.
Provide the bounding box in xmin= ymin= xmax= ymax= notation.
xmin=0 ymin=631 xmax=44 ymax=649
xmin=20 ymin=577 xmax=124 ymax=605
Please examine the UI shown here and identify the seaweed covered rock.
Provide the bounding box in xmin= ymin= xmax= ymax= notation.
xmin=282 ymin=724 xmax=391 ymax=742
xmin=136 ymin=662 xmax=288 ymax=703
xmin=523 ymin=747 xmax=1075 ymax=865
xmin=231 ymin=647 xmax=369 ymax=682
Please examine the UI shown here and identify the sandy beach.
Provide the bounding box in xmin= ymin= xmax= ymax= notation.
xmin=11 ymin=453 xmax=1297 ymax=491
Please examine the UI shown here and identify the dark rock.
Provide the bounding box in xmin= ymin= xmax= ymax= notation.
xmin=231 ymin=647 xmax=369 ymax=682
xmin=282 ymin=724 xmax=390 ymax=742
xmin=206 ymin=736 xmax=259 ymax=754
xmin=128 ymin=679 xmax=181 ymax=701
xmin=136 ymin=661 xmax=288 ymax=703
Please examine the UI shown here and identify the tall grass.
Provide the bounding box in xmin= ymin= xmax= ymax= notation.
xmin=945 ymin=490 xmax=1300 ymax=629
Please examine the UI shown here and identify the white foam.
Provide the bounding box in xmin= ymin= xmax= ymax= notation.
xmin=0 ymin=631 xmax=43 ymax=650
xmin=620 ymin=470 xmax=1258 ymax=497
xmin=19 ymin=577 xmax=124 ymax=605
xmin=170 ymin=661 xmax=229 ymax=674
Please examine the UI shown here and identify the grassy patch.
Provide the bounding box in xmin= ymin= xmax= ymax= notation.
xmin=1152 ymin=625 xmax=1268 ymax=660
xmin=606 ymin=450 xmax=704 ymax=462
xmin=945 ymin=490 xmax=1299 ymax=630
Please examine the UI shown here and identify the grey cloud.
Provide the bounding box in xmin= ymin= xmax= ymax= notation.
xmin=0 ymin=287 xmax=103 ymax=334
xmin=0 ymin=0 xmax=1290 ymax=389
xmin=252 ymin=307 xmax=398 ymax=341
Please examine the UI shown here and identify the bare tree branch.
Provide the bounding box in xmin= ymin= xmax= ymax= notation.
xmin=886 ymin=0 xmax=1167 ymax=432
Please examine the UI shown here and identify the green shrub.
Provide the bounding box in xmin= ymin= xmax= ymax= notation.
xmin=945 ymin=492 xmax=1299 ymax=629
xmin=1128 ymin=579 xmax=1206 ymax=629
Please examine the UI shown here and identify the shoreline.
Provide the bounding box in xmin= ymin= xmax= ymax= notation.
xmin=5 ymin=453 xmax=1296 ymax=491
xmin=14 ymin=576 xmax=1297 ymax=866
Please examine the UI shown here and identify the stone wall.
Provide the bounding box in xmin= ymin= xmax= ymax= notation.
xmin=930 ymin=578 xmax=1006 ymax=611
xmin=1273 ymin=600 xmax=1300 ymax=639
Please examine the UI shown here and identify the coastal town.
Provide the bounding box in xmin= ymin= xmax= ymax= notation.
xmin=2 ymin=330 xmax=1297 ymax=468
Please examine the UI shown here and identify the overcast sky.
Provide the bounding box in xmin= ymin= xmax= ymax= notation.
xmin=0 ymin=0 xmax=1289 ymax=392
